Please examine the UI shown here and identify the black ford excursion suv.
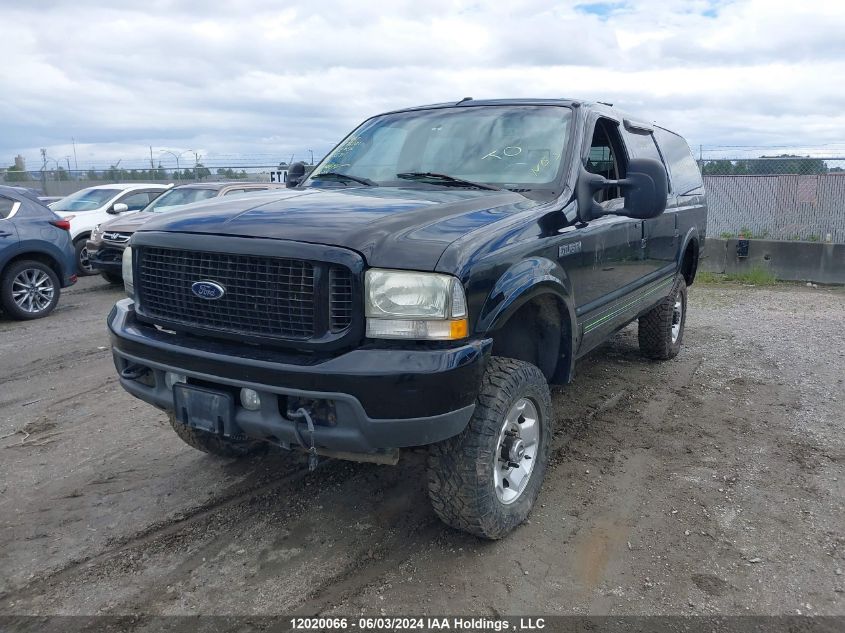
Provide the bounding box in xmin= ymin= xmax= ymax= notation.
xmin=109 ymin=99 xmax=706 ymax=539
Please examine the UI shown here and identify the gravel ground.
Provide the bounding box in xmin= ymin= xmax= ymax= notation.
xmin=0 ymin=276 xmax=842 ymax=619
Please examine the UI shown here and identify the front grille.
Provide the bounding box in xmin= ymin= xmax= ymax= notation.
xmin=329 ymin=267 xmax=353 ymax=332
xmin=103 ymin=232 xmax=132 ymax=243
xmin=137 ymin=247 xmax=328 ymax=340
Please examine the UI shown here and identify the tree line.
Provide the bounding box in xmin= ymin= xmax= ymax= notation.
xmin=701 ymin=155 xmax=845 ymax=176
xmin=3 ymin=165 xmax=252 ymax=182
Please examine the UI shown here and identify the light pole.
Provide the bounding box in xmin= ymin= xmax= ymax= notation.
xmin=159 ymin=149 xmax=194 ymax=178
xmin=308 ymin=149 xmax=314 ymax=165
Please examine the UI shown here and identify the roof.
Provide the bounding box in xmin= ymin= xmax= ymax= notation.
xmin=82 ymin=183 xmax=171 ymax=190
xmin=381 ymin=97 xmax=583 ymax=116
xmin=168 ymin=181 xmax=274 ymax=191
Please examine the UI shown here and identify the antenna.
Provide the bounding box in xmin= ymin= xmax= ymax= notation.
xmin=457 ymin=97 xmax=473 ymax=104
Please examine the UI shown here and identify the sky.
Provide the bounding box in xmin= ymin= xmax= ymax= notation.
xmin=2 ymin=0 xmax=845 ymax=171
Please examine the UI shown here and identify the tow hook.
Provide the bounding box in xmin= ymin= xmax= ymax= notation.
xmin=289 ymin=408 xmax=319 ymax=471
xmin=119 ymin=363 xmax=150 ymax=380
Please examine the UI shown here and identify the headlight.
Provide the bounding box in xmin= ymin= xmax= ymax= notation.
xmin=365 ymin=269 xmax=468 ymax=340
xmin=122 ymin=246 xmax=134 ymax=298
xmin=90 ymin=224 xmax=102 ymax=243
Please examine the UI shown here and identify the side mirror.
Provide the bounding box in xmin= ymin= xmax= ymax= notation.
xmin=576 ymin=158 xmax=668 ymax=222
xmin=286 ymin=161 xmax=306 ymax=188
xmin=109 ymin=202 xmax=129 ymax=215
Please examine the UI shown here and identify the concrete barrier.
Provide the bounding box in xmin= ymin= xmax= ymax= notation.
xmin=701 ymin=238 xmax=845 ymax=284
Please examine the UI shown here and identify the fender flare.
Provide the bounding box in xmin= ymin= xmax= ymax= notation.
xmin=476 ymin=256 xmax=579 ymax=383
xmin=678 ymin=226 xmax=701 ymax=281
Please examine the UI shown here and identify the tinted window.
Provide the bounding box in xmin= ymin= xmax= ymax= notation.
xmin=0 ymin=196 xmax=15 ymax=219
xmin=624 ymin=131 xmax=663 ymax=163
xmin=119 ymin=191 xmax=155 ymax=211
xmin=655 ymin=128 xmax=703 ymax=195
xmin=146 ymin=187 xmax=218 ymax=213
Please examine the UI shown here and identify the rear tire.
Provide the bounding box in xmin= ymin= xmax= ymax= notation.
xmin=638 ymin=275 xmax=687 ymax=360
xmin=101 ymin=271 xmax=123 ymax=285
xmin=0 ymin=260 xmax=61 ymax=320
xmin=427 ymin=356 xmax=553 ymax=539
xmin=168 ymin=413 xmax=266 ymax=458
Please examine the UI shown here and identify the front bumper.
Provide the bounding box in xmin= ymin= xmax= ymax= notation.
xmin=87 ymin=241 xmax=124 ymax=273
xmin=108 ymin=299 xmax=491 ymax=452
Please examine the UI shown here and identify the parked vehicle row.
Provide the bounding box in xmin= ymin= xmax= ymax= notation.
xmin=0 ymin=186 xmax=77 ymax=320
xmin=50 ymin=183 xmax=172 ymax=275
xmin=87 ymin=181 xmax=286 ymax=284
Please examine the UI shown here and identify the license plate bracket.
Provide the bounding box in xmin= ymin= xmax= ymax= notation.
xmin=173 ymin=383 xmax=234 ymax=436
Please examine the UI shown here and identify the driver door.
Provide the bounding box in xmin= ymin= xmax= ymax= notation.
xmin=563 ymin=116 xmax=647 ymax=355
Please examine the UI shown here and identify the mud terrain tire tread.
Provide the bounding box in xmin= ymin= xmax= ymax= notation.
xmin=168 ymin=413 xmax=266 ymax=458
xmin=638 ymin=275 xmax=687 ymax=360
xmin=427 ymin=356 xmax=552 ymax=539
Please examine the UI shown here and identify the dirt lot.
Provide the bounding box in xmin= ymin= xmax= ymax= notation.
xmin=0 ymin=276 xmax=843 ymax=618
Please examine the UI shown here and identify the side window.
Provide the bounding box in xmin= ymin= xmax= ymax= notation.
xmin=0 ymin=196 xmax=15 ymax=219
xmin=624 ymin=130 xmax=663 ymax=163
xmin=119 ymin=191 xmax=154 ymax=211
xmin=654 ymin=128 xmax=703 ymax=195
xmin=586 ymin=119 xmax=627 ymax=202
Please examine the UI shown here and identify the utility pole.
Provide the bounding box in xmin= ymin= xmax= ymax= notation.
xmin=308 ymin=149 xmax=314 ymax=165
xmin=149 ymin=146 xmax=155 ymax=170
xmin=71 ymin=137 xmax=78 ymax=170
xmin=40 ymin=148 xmax=47 ymax=193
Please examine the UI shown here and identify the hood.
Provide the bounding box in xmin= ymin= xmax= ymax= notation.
xmin=100 ymin=211 xmax=154 ymax=232
xmin=137 ymin=186 xmax=536 ymax=269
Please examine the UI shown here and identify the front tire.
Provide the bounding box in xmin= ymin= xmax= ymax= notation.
xmin=168 ymin=413 xmax=266 ymax=458
xmin=638 ymin=276 xmax=687 ymax=360
xmin=0 ymin=260 xmax=61 ymax=320
xmin=74 ymin=238 xmax=95 ymax=276
xmin=427 ymin=357 xmax=553 ymax=539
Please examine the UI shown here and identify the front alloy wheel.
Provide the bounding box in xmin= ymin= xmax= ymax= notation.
xmin=427 ymin=356 xmax=553 ymax=539
xmin=75 ymin=239 xmax=95 ymax=276
xmin=494 ymin=397 xmax=541 ymax=504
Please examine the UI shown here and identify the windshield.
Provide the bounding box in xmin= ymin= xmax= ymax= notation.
xmin=306 ymin=105 xmax=572 ymax=193
xmin=144 ymin=187 xmax=218 ymax=213
xmin=52 ymin=188 xmax=118 ymax=212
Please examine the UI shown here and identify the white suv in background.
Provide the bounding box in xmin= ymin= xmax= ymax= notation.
xmin=51 ymin=183 xmax=171 ymax=274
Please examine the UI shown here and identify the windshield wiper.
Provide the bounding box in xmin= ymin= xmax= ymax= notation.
xmin=396 ymin=172 xmax=500 ymax=191
xmin=311 ymin=172 xmax=377 ymax=186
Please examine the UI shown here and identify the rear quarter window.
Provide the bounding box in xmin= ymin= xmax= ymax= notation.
xmin=0 ymin=196 xmax=15 ymax=219
xmin=654 ymin=128 xmax=703 ymax=195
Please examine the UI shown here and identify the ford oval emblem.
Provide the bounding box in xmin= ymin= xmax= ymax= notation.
xmin=191 ymin=280 xmax=226 ymax=300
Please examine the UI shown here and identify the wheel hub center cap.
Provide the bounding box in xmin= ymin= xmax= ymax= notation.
xmin=501 ymin=436 xmax=525 ymax=465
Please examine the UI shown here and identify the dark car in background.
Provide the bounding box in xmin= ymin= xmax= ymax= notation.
xmin=87 ymin=182 xmax=286 ymax=283
xmin=0 ymin=186 xmax=77 ymax=320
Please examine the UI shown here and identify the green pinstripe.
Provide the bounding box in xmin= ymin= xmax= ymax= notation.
xmin=582 ymin=277 xmax=674 ymax=334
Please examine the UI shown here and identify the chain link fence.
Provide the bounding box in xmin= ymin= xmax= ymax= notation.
xmin=700 ymin=157 xmax=845 ymax=243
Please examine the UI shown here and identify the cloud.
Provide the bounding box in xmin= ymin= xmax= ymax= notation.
xmin=2 ymin=0 xmax=844 ymax=170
